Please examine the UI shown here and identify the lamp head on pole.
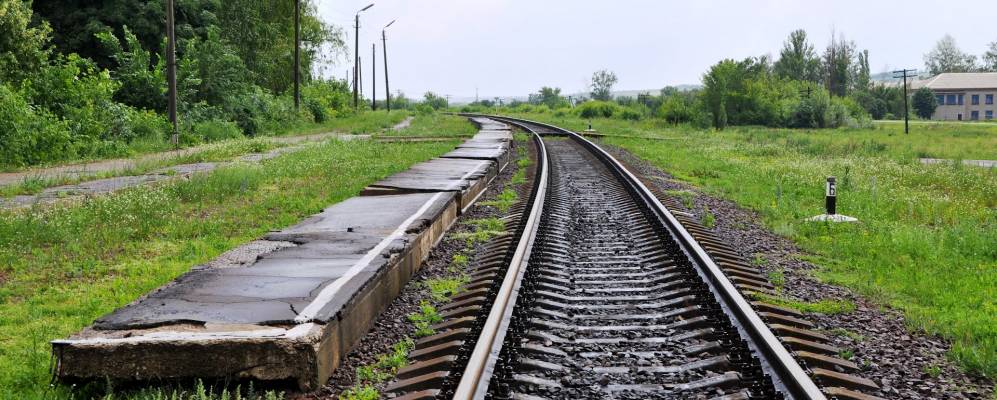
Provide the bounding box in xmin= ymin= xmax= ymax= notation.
xmin=385 ymin=19 xmax=396 ymax=29
xmin=358 ymin=3 xmax=374 ymax=14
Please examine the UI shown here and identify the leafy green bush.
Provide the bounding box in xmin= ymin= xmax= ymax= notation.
xmin=125 ymin=108 xmax=171 ymax=140
xmin=96 ymin=26 xmax=165 ymax=112
xmin=0 ymin=84 xmax=72 ymax=167
xmin=618 ymin=107 xmax=643 ymax=121
xmin=193 ymin=119 xmax=242 ymax=142
xmin=575 ymin=100 xmax=620 ymax=118
xmin=301 ymin=79 xmax=350 ymax=122
xmin=415 ymin=103 xmax=434 ymax=115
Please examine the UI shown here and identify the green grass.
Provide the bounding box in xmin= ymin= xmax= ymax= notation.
xmin=0 ymin=137 xmax=288 ymax=198
xmin=478 ymin=189 xmax=518 ymax=213
xmin=93 ymin=381 xmax=285 ymax=400
xmin=751 ymin=292 xmax=856 ymax=315
xmin=380 ymin=113 xmax=478 ymax=137
xmin=317 ymin=110 xmax=411 ymax=135
xmin=339 ymin=338 xmax=414 ymax=400
xmin=408 ymin=301 xmax=444 ymax=337
xmin=506 ymin=112 xmax=997 ymax=378
xmin=0 ymin=137 xmax=458 ymax=399
xmin=423 ymin=274 xmax=469 ymax=303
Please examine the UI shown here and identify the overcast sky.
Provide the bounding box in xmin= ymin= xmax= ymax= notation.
xmin=315 ymin=0 xmax=996 ymax=99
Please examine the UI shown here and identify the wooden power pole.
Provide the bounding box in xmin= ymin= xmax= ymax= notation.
xmin=893 ymin=69 xmax=917 ymax=134
xmin=166 ymin=0 xmax=178 ymax=149
xmin=294 ymin=0 xmax=300 ymax=111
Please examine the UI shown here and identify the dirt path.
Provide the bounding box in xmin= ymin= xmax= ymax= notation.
xmin=391 ymin=116 xmax=415 ymax=131
xmin=1 ymin=132 xmax=368 ymax=209
xmin=0 ymin=131 xmax=345 ymax=188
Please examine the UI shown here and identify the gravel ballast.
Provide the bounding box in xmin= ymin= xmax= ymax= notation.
xmin=297 ymin=139 xmax=529 ymax=400
xmin=603 ymin=143 xmax=994 ymax=399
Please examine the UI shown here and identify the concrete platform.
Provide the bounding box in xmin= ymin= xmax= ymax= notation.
xmin=52 ymin=192 xmax=458 ymax=389
xmin=469 ymin=117 xmax=511 ymax=132
xmin=51 ymin=117 xmax=515 ymax=390
xmin=473 ymin=131 xmax=513 ymax=142
xmin=361 ymin=158 xmax=497 ymax=212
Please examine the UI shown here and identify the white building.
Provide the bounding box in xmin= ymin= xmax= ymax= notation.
xmin=911 ymin=73 xmax=997 ymax=121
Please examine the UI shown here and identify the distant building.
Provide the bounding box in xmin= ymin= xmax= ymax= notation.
xmin=911 ymin=73 xmax=997 ymax=121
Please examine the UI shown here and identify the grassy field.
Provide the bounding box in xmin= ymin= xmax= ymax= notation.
xmin=508 ymin=112 xmax=996 ymax=378
xmin=0 ymin=111 xmax=423 ymax=199
xmin=380 ymin=113 xmax=479 ymax=137
xmin=0 ymin=110 xmax=412 ymax=174
xmin=0 ymin=118 xmax=463 ymax=398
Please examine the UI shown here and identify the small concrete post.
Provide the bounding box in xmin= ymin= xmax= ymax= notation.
xmin=825 ymin=176 xmax=836 ymax=215
xmin=806 ymin=175 xmax=856 ymax=223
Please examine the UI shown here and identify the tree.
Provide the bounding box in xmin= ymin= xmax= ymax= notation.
xmin=823 ymin=31 xmax=856 ymax=97
xmin=1 ymin=0 xmax=51 ymax=84
xmin=701 ymin=60 xmax=739 ymax=130
xmin=773 ymin=29 xmax=820 ymax=82
xmin=96 ymin=26 xmax=166 ymax=112
xmin=912 ymin=87 xmax=937 ymax=119
xmin=422 ymin=92 xmax=447 ymax=110
xmin=852 ymin=49 xmax=871 ymax=92
xmin=923 ymin=35 xmax=977 ymax=75
xmin=658 ymin=95 xmax=692 ymax=124
xmin=983 ymin=41 xmax=997 ymax=72
xmin=590 ymin=69 xmax=617 ymax=101
xmin=32 ymin=0 xmax=344 ymax=94
xmin=528 ymin=86 xmax=568 ymax=109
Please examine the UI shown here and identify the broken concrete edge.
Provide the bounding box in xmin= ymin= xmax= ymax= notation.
xmin=49 ymin=118 xmax=514 ymax=391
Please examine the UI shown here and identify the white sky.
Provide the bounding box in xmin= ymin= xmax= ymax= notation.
xmin=315 ymin=0 xmax=996 ymax=99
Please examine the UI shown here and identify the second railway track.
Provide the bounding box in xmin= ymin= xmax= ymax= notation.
xmin=386 ymin=116 xmax=881 ymax=400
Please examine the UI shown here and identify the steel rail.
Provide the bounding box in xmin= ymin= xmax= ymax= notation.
xmin=480 ymin=115 xmax=827 ymax=400
xmin=452 ymin=126 xmax=550 ymax=399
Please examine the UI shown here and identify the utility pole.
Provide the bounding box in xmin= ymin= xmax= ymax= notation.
xmin=382 ymin=22 xmax=392 ymax=112
xmin=293 ymin=0 xmax=300 ymax=111
xmin=353 ymin=14 xmax=360 ymax=109
xmin=165 ymin=0 xmax=178 ymax=149
xmin=353 ymin=4 xmax=374 ymax=110
xmin=371 ymin=43 xmax=376 ymax=110
xmin=893 ymin=69 xmax=917 ymax=134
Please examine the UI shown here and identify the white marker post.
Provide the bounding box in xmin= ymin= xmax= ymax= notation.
xmin=806 ymin=176 xmax=857 ymax=223
xmin=825 ymin=176 xmax=836 ymax=215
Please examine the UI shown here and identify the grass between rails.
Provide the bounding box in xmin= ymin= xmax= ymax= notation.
xmin=510 ymin=112 xmax=997 ymax=378
xmin=0 ymin=138 xmax=459 ymax=399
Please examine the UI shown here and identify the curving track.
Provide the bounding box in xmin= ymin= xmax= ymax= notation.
xmin=386 ymin=116 xmax=880 ymax=400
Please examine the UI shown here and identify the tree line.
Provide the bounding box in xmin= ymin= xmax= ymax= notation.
xmin=469 ymin=30 xmax=996 ymax=128
xmin=0 ymin=0 xmax=353 ymax=168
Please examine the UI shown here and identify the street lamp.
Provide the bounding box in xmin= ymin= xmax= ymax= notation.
xmin=353 ymin=3 xmax=374 ymax=109
xmin=382 ymin=19 xmax=395 ymax=112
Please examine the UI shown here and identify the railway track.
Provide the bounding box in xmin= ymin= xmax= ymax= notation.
xmin=385 ymin=116 xmax=882 ymax=400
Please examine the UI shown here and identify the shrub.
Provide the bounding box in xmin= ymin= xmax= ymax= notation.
xmin=618 ymin=107 xmax=642 ymax=121
xmin=301 ymin=79 xmax=350 ymax=122
xmin=0 ymin=84 xmax=72 ymax=167
xmin=125 ymin=108 xmax=170 ymax=141
xmin=575 ymin=100 xmax=619 ymax=118
xmin=193 ymin=119 xmax=242 ymax=142
xmin=415 ymin=103 xmax=434 ymax=115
